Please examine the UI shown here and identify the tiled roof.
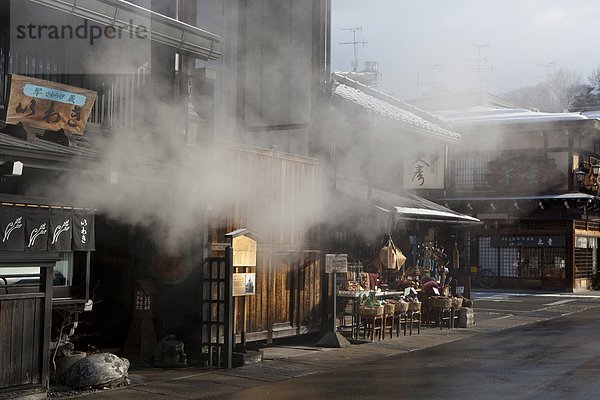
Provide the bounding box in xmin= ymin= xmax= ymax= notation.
xmin=332 ymin=74 xmax=461 ymax=143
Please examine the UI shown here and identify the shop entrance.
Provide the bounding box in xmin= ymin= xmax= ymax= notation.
xmin=478 ymin=237 xmax=567 ymax=289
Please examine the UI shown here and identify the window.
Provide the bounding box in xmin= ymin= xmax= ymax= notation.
xmin=0 ymin=253 xmax=81 ymax=298
xmin=53 ymin=252 xmax=73 ymax=287
xmin=453 ymin=155 xmax=494 ymax=192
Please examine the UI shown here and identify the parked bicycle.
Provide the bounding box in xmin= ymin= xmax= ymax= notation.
xmin=470 ymin=265 xmax=498 ymax=289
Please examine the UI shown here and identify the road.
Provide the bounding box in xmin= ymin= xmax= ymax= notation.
xmin=215 ymin=292 xmax=600 ymax=400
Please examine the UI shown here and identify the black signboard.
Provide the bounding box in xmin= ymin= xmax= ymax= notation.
xmin=0 ymin=206 xmax=25 ymax=250
xmin=48 ymin=209 xmax=72 ymax=252
xmin=72 ymin=210 xmax=95 ymax=251
xmin=25 ymin=207 xmax=49 ymax=251
xmin=0 ymin=205 xmax=95 ymax=252
xmin=490 ymin=236 xmax=566 ymax=248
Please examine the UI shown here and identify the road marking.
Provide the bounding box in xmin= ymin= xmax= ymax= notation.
xmin=543 ymin=299 xmax=575 ymax=306
xmin=477 ymin=299 xmax=523 ymax=303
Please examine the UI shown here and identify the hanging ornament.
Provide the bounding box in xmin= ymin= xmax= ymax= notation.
xmin=379 ymin=237 xmax=406 ymax=269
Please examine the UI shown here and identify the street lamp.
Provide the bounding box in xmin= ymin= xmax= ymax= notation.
xmin=575 ymin=168 xmax=586 ymax=184
xmin=574 ymin=164 xmax=600 ymax=194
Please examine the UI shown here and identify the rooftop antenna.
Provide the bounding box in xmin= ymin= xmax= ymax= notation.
xmin=340 ymin=27 xmax=368 ymax=73
xmin=470 ymin=43 xmax=493 ymax=91
xmin=534 ymin=61 xmax=555 ymax=81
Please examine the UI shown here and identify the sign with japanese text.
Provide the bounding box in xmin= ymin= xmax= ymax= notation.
xmin=490 ymin=236 xmax=566 ymax=248
xmin=486 ymin=156 xmax=566 ymax=194
xmin=6 ymin=74 xmax=97 ymax=135
xmin=325 ymin=254 xmax=348 ymax=273
xmin=232 ymin=234 xmax=257 ymax=267
xmin=0 ymin=205 xmax=94 ymax=252
xmin=233 ymin=272 xmax=256 ymax=296
xmin=403 ymin=149 xmax=445 ymax=189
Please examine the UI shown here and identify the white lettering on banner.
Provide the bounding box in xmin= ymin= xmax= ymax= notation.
xmin=28 ymin=223 xmax=47 ymax=248
xmin=3 ymin=217 xmax=23 ymax=242
xmin=52 ymin=220 xmax=70 ymax=244
xmin=80 ymin=218 xmax=88 ymax=244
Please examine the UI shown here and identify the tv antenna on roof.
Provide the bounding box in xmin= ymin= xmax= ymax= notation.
xmin=340 ymin=27 xmax=368 ymax=73
xmin=534 ymin=61 xmax=555 ymax=81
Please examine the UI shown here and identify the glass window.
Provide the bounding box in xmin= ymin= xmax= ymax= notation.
xmin=0 ymin=266 xmax=41 ymax=286
xmin=53 ymin=252 xmax=73 ymax=286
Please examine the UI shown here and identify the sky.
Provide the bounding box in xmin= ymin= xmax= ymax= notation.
xmin=331 ymin=0 xmax=600 ymax=99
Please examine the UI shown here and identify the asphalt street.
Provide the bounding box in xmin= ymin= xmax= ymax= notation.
xmin=214 ymin=292 xmax=600 ymax=400
xmin=75 ymin=291 xmax=600 ymax=400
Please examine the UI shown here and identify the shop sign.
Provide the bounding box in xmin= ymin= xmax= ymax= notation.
xmin=403 ymin=149 xmax=444 ymax=189
xmin=325 ymin=254 xmax=348 ymax=273
xmin=232 ymin=234 xmax=257 ymax=267
xmin=5 ymin=74 xmax=97 ymax=135
xmin=575 ymin=236 xmax=597 ymax=249
xmin=490 ymin=236 xmax=565 ymax=248
xmin=0 ymin=205 xmax=95 ymax=251
xmin=233 ymin=272 xmax=255 ymax=296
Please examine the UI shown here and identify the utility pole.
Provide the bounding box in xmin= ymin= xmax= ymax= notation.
xmin=417 ymin=64 xmax=442 ymax=96
xmin=339 ymin=27 xmax=367 ymax=73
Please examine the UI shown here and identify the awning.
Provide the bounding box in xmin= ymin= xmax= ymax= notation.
xmin=336 ymin=175 xmax=480 ymax=224
xmin=28 ymin=0 xmax=222 ymax=60
xmin=441 ymin=193 xmax=596 ymax=202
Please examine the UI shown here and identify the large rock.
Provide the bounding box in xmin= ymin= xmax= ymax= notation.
xmin=64 ymin=353 xmax=130 ymax=389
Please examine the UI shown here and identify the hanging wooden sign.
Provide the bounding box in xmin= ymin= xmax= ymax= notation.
xmin=5 ymin=74 xmax=97 ymax=135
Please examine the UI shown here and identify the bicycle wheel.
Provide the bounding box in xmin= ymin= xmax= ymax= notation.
xmin=478 ymin=269 xmax=497 ymax=289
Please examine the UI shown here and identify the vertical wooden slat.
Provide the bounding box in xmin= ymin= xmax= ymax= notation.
xmin=41 ymin=266 xmax=53 ymax=387
xmin=20 ymin=298 xmax=35 ymax=385
xmin=31 ymin=297 xmax=41 ymax=384
xmin=0 ymin=300 xmax=12 ymax=388
xmin=9 ymin=298 xmax=24 ymax=386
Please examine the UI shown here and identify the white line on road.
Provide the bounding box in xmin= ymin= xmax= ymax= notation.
xmin=543 ymin=299 xmax=575 ymax=306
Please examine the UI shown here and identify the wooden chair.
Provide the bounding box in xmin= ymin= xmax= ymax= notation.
xmin=382 ymin=312 xmax=395 ymax=339
xmin=395 ymin=310 xmax=408 ymax=337
xmin=407 ymin=302 xmax=422 ymax=335
xmin=359 ymin=313 xmax=383 ymax=341
xmin=430 ymin=297 xmax=453 ymax=330
xmin=408 ymin=310 xmax=421 ymax=335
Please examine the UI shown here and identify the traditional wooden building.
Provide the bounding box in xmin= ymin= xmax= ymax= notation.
xmin=318 ymin=75 xmax=479 ymax=285
xmin=409 ymin=92 xmax=600 ymax=291
xmin=2 ymin=0 xmax=333 ymax=389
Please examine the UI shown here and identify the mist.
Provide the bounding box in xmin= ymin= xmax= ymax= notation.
xmin=332 ymin=0 xmax=600 ymax=100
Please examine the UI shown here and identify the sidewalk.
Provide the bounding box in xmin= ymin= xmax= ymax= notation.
xmin=53 ymin=300 xmax=597 ymax=399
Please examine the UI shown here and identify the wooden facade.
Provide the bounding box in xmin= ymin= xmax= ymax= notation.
xmin=210 ymin=141 xmax=322 ymax=342
xmin=0 ymin=262 xmax=54 ymax=400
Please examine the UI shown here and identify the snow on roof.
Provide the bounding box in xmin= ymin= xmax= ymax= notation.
xmin=432 ymin=106 xmax=590 ymax=126
xmin=332 ymin=74 xmax=461 ymax=143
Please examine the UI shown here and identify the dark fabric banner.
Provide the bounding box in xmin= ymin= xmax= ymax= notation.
xmin=0 ymin=206 xmax=26 ymax=251
xmin=48 ymin=209 xmax=72 ymax=252
xmin=72 ymin=211 xmax=95 ymax=251
xmin=25 ymin=207 xmax=49 ymax=251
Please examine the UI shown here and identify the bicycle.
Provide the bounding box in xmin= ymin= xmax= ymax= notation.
xmin=470 ymin=265 xmax=498 ymax=289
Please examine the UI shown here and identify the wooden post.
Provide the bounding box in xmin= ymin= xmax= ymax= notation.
xmin=224 ymin=247 xmax=233 ymax=368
